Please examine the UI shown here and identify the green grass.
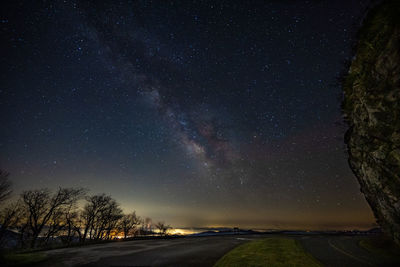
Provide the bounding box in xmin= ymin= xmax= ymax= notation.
xmin=0 ymin=252 xmax=48 ymax=266
xmin=214 ymin=238 xmax=321 ymax=267
xmin=359 ymin=236 xmax=400 ymax=263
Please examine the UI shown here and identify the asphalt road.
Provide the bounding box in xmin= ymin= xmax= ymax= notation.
xmin=298 ymin=235 xmax=398 ymax=267
xmin=39 ymin=234 xmax=398 ymax=267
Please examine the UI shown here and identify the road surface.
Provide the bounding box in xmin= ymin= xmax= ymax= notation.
xmin=37 ymin=234 xmax=398 ymax=266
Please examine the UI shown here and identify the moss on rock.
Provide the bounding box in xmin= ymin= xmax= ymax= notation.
xmin=343 ymin=0 xmax=400 ymax=245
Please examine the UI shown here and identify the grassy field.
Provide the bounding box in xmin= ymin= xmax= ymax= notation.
xmin=0 ymin=251 xmax=48 ymax=266
xmin=214 ymin=238 xmax=321 ymax=267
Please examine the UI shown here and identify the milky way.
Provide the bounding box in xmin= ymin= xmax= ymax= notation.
xmin=1 ymin=0 xmax=375 ymax=229
xmin=81 ymin=5 xmax=240 ymax=171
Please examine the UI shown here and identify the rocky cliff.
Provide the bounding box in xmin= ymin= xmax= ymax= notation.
xmin=343 ymin=0 xmax=400 ymax=245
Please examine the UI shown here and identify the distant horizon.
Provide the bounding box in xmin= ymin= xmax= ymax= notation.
xmin=168 ymin=225 xmax=380 ymax=236
xmin=172 ymin=224 xmax=378 ymax=231
xmin=5 ymin=186 xmax=376 ymax=232
xmin=169 ymin=222 xmax=377 ymax=232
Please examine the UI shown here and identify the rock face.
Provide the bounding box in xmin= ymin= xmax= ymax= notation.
xmin=343 ymin=0 xmax=400 ymax=245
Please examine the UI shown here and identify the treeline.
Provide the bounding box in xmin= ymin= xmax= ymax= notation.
xmin=0 ymin=170 xmax=170 ymax=249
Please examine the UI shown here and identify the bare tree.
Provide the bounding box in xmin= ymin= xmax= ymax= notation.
xmin=43 ymin=208 xmax=66 ymax=244
xmin=81 ymin=194 xmax=116 ymax=242
xmin=103 ymin=204 xmax=123 ymax=240
xmin=0 ymin=200 xmax=24 ymax=246
xmin=155 ymin=222 xmax=170 ymax=236
xmin=0 ymin=170 xmax=12 ymax=204
xmin=70 ymin=211 xmax=86 ymax=243
xmin=0 ymin=182 xmax=170 ymax=248
xmin=120 ymin=212 xmax=141 ymax=239
xmin=93 ymin=199 xmax=122 ymax=240
xmin=63 ymin=209 xmax=80 ymax=244
xmin=21 ymin=187 xmax=85 ymax=248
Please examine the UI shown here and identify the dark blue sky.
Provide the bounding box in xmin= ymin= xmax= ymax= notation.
xmin=1 ymin=0 xmax=375 ymax=229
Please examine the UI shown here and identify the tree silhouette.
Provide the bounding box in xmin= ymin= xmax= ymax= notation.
xmin=0 ymin=185 xmax=170 ymax=248
xmin=21 ymin=187 xmax=85 ymax=248
xmin=120 ymin=212 xmax=141 ymax=239
xmin=0 ymin=200 xmax=23 ymax=245
xmin=81 ymin=194 xmax=122 ymax=242
xmin=155 ymin=221 xmax=170 ymax=236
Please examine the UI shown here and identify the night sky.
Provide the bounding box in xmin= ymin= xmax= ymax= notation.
xmin=1 ymin=1 xmax=376 ymax=230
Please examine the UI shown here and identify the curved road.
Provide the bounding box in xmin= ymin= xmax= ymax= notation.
xmin=299 ymin=235 xmax=397 ymax=267
xmin=37 ymin=234 xmax=398 ymax=266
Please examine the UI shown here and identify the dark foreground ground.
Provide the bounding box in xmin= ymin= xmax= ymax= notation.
xmin=26 ymin=234 xmax=399 ymax=266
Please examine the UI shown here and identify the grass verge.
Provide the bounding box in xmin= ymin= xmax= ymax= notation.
xmin=359 ymin=236 xmax=400 ymax=263
xmin=0 ymin=252 xmax=48 ymax=266
xmin=214 ymin=238 xmax=321 ymax=267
